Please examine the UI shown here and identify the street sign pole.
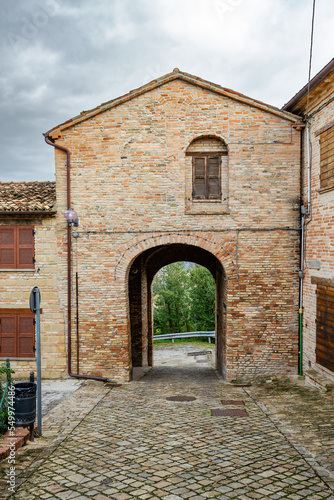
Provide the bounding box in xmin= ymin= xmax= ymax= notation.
xmin=35 ymin=290 xmax=42 ymax=437
xmin=30 ymin=286 xmax=42 ymax=436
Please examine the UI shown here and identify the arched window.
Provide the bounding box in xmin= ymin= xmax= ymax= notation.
xmin=185 ymin=136 xmax=229 ymax=214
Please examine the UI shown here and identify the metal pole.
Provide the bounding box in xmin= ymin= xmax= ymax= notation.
xmin=299 ymin=211 xmax=305 ymax=376
xmin=35 ymin=290 xmax=42 ymax=436
xmin=76 ymin=272 xmax=79 ymax=373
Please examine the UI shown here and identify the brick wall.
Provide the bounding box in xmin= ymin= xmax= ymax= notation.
xmin=47 ymin=77 xmax=301 ymax=382
xmin=0 ymin=216 xmax=66 ymax=378
xmin=301 ymin=96 xmax=334 ymax=379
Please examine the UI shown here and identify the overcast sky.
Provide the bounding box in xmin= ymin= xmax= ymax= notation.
xmin=1 ymin=0 xmax=333 ymax=182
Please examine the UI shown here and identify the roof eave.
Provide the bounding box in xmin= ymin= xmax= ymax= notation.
xmin=282 ymin=58 xmax=334 ymax=112
xmin=0 ymin=210 xmax=57 ymax=216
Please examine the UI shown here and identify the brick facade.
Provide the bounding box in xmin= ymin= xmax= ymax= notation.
xmin=0 ymin=214 xmax=65 ymax=378
xmin=283 ymin=59 xmax=334 ymax=381
xmin=1 ymin=69 xmax=303 ymax=382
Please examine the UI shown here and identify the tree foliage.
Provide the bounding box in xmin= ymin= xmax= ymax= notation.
xmin=153 ymin=262 xmax=215 ymax=335
xmin=189 ymin=265 xmax=215 ymax=331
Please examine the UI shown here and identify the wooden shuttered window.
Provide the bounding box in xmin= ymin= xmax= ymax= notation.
xmin=0 ymin=228 xmax=15 ymax=268
xmin=193 ymin=155 xmax=221 ymax=200
xmin=320 ymin=125 xmax=334 ymax=190
xmin=0 ymin=226 xmax=34 ymax=269
xmin=316 ymin=285 xmax=334 ymax=373
xmin=0 ymin=311 xmax=35 ymax=358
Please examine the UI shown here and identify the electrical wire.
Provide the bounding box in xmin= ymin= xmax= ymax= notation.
xmin=306 ymin=0 xmax=316 ymax=119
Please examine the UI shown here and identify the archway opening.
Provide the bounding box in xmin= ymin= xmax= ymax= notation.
xmin=153 ymin=261 xmax=216 ymax=368
xmin=128 ymin=244 xmax=227 ymax=379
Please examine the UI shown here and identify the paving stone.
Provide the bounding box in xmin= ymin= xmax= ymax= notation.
xmin=0 ymin=356 xmax=334 ymax=499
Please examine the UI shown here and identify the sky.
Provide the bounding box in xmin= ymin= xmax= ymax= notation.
xmin=1 ymin=0 xmax=333 ymax=182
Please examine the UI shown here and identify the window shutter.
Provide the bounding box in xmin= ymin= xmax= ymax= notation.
xmin=18 ymin=227 xmax=34 ymax=269
xmin=18 ymin=315 xmax=35 ymax=357
xmin=0 ymin=314 xmax=16 ymax=357
xmin=0 ymin=228 xmax=16 ymax=268
xmin=193 ymin=157 xmax=206 ymax=199
xmin=207 ymin=156 xmax=220 ymax=199
xmin=320 ymin=126 xmax=334 ymax=189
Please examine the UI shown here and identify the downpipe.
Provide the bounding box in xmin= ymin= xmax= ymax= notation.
xmin=298 ymin=118 xmax=312 ymax=376
xmin=306 ymin=121 xmax=312 ymax=209
xmin=299 ymin=207 xmax=306 ymax=376
xmin=43 ymin=134 xmax=107 ymax=382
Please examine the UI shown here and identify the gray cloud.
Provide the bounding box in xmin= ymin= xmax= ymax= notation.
xmin=1 ymin=0 xmax=333 ymax=181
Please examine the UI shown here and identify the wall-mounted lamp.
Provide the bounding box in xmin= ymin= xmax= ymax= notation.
xmin=64 ymin=208 xmax=79 ymax=227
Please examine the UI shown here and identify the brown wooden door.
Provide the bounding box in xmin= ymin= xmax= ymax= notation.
xmin=316 ymin=285 xmax=334 ymax=372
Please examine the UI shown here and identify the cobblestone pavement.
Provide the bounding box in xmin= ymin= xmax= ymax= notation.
xmin=0 ymin=347 xmax=334 ymax=499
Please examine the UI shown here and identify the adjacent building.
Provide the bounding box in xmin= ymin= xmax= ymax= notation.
xmin=283 ymin=58 xmax=334 ymax=384
xmin=0 ymin=181 xmax=65 ymax=377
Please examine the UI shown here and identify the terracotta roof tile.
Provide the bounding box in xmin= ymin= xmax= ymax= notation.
xmin=0 ymin=181 xmax=56 ymax=213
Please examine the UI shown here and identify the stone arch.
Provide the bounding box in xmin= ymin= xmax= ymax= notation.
xmin=114 ymin=232 xmax=235 ymax=380
xmin=184 ymin=133 xmax=229 ymax=153
xmin=114 ymin=231 xmax=236 ymax=284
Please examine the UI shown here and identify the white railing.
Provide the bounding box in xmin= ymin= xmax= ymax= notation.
xmin=153 ymin=331 xmax=215 ymax=343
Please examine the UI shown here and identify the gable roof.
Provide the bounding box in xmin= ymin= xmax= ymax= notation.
xmin=0 ymin=181 xmax=56 ymax=214
xmin=46 ymin=68 xmax=301 ymax=138
xmin=282 ymin=58 xmax=334 ymax=114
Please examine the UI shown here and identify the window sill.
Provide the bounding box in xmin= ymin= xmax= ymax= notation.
xmin=0 ymin=357 xmax=35 ymax=361
xmin=185 ymin=205 xmax=230 ymax=215
xmin=192 ymin=199 xmax=223 ymax=203
xmin=0 ymin=268 xmax=36 ymax=272
xmin=319 ymin=184 xmax=334 ymax=194
xmin=185 ymin=197 xmax=229 ymax=215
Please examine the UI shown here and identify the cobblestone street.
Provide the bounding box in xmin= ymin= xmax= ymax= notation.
xmin=0 ymin=345 xmax=333 ymax=499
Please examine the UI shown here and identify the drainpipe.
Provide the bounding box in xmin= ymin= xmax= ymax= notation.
xmin=299 ymin=207 xmax=306 ymax=376
xmin=43 ymin=133 xmax=107 ymax=382
xmin=306 ymin=121 xmax=312 ymax=210
xmin=298 ymin=118 xmax=313 ymax=376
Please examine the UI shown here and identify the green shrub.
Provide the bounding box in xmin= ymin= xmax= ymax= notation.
xmin=0 ymin=360 xmax=14 ymax=436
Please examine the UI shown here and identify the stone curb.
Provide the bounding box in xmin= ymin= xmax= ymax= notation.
xmin=0 ymin=427 xmax=31 ymax=461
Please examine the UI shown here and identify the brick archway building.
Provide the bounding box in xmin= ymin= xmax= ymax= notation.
xmin=1 ymin=69 xmax=303 ymax=382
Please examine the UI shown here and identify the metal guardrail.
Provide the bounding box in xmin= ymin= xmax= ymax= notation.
xmin=153 ymin=331 xmax=215 ymax=343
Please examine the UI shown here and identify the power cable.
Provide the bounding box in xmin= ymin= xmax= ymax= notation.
xmin=306 ymin=0 xmax=316 ymax=117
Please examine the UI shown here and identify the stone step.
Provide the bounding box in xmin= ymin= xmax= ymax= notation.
xmin=305 ymin=369 xmax=334 ymax=392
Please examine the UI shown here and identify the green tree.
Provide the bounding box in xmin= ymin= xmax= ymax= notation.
xmin=153 ymin=262 xmax=192 ymax=335
xmin=188 ymin=266 xmax=215 ymax=331
xmin=153 ymin=262 xmax=216 ymax=335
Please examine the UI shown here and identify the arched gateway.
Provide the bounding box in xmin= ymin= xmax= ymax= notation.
xmin=27 ymin=68 xmax=301 ymax=383
xmin=115 ymin=232 xmax=237 ymax=379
